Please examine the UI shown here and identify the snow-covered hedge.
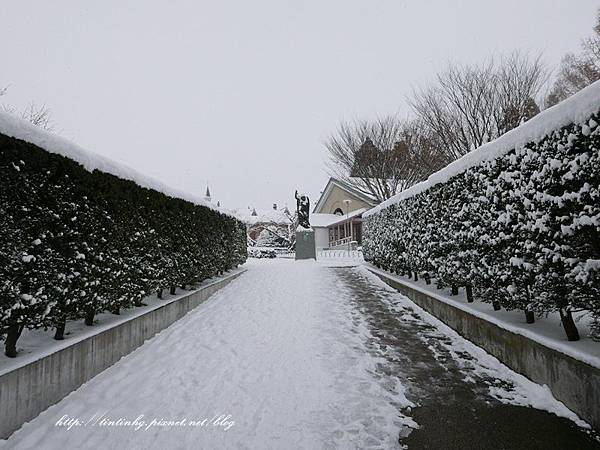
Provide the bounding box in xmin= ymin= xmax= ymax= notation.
xmin=247 ymin=247 xmax=277 ymax=258
xmin=364 ymin=87 xmax=600 ymax=342
xmin=0 ymin=132 xmax=247 ymax=357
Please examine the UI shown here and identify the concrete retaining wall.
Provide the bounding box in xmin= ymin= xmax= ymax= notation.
xmin=0 ymin=269 xmax=245 ymax=439
xmin=367 ymin=267 xmax=600 ymax=430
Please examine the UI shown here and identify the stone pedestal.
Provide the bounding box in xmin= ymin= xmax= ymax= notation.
xmin=295 ymin=227 xmax=316 ymax=260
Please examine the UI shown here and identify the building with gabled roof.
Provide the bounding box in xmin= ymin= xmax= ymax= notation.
xmin=311 ymin=177 xmax=380 ymax=250
xmin=312 ymin=177 xmax=377 ymax=215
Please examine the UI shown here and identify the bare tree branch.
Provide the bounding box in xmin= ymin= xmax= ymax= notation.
xmin=409 ymin=52 xmax=546 ymax=160
xmin=547 ymin=10 xmax=600 ymax=106
xmin=1 ymin=86 xmax=56 ymax=132
xmin=546 ymin=9 xmax=600 ymax=106
xmin=20 ymin=102 xmax=55 ymax=131
xmin=324 ymin=116 xmax=444 ymax=202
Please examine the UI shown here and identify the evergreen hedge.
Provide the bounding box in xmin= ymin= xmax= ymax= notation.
xmin=0 ymin=133 xmax=247 ymax=357
xmin=363 ymin=114 xmax=600 ymax=342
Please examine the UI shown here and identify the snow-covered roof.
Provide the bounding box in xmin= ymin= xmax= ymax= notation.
xmin=233 ymin=207 xmax=292 ymax=225
xmin=365 ymin=79 xmax=600 ymax=218
xmin=310 ymin=213 xmax=340 ymax=228
xmin=313 ymin=177 xmax=378 ymax=213
xmin=0 ymin=110 xmax=235 ymax=217
xmin=311 ymin=207 xmax=367 ymax=228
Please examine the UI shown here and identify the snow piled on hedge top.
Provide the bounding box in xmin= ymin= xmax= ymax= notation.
xmin=0 ymin=110 xmax=234 ymax=218
xmin=365 ymin=80 xmax=600 ymax=218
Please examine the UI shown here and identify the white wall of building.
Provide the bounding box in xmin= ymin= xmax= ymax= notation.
xmin=314 ymin=227 xmax=330 ymax=250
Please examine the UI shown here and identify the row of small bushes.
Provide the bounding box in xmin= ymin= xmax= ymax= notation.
xmin=247 ymin=247 xmax=277 ymax=258
xmin=0 ymin=133 xmax=247 ymax=357
xmin=364 ymin=112 xmax=600 ymax=341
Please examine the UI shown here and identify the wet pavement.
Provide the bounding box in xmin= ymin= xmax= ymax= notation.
xmin=335 ymin=267 xmax=600 ymax=450
xmin=3 ymin=259 xmax=597 ymax=450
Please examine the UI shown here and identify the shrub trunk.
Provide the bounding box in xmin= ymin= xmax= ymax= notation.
xmin=84 ymin=307 xmax=95 ymax=326
xmin=524 ymin=287 xmax=535 ymax=323
xmin=54 ymin=319 xmax=66 ymax=340
xmin=525 ymin=309 xmax=535 ymax=324
xmin=4 ymin=324 xmax=23 ymax=358
xmin=466 ymin=285 xmax=474 ymax=303
xmin=560 ymin=309 xmax=580 ymax=341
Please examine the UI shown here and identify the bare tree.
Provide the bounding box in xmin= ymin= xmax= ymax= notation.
xmin=547 ymin=10 xmax=600 ymax=106
xmin=20 ymin=102 xmax=55 ymax=131
xmin=325 ymin=116 xmax=443 ymax=202
xmin=495 ymin=54 xmax=545 ymax=132
xmin=399 ymin=119 xmax=451 ymax=175
xmin=1 ymin=86 xmax=19 ymax=117
xmin=1 ymin=86 xmax=55 ymax=131
xmin=409 ymin=52 xmax=547 ymax=161
xmin=326 ymin=53 xmax=546 ymax=201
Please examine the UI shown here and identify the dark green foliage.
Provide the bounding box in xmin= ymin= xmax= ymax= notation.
xmin=364 ymin=114 xmax=600 ymax=341
xmin=0 ymin=133 xmax=247 ymax=354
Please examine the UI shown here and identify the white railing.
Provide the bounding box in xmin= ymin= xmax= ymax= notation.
xmin=318 ymin=249 xmax=364 ymax=261
xmin=257 ymin=248 xmax=364 ymax=261
xmin=329 ymin=236 xmax=353 ymax=247
xmin=276 ymin=251 xmax=296 ymax=259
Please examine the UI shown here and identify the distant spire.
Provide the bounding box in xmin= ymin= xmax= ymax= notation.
xmin=251 ymin=208 xmax=258 ymax=216
xmin=217 ymin=201 xmax=220 ymax=207
xmin=204 ymin=185 xmax=211 ymax=202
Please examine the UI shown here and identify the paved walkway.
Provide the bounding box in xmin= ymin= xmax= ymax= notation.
xmin=2 ymin=259 xmax=598 ymax=449
xmin=335 ymin=268 xmax=600 ymax=449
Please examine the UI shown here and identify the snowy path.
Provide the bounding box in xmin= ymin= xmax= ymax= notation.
xmin=2 ymin=259 xmax=599 ymax=450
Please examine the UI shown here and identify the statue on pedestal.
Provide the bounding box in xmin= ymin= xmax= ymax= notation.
xmin=295 ymin=190 xmax=310 ymax=229
xmin=294 ymin=190 xmax=315 ymax=259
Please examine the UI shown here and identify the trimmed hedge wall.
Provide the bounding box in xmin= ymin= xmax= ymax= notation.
xmin=364 ymin=114 xmax=600 ymax=341
xmin=0 ymin=133 xmax=247 ymax=356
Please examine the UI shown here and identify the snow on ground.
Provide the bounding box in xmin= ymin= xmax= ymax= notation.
xmin=0 ymin=259 xmax=413 ymax=450
xmin=1 ymin=258 xmax=591 ymax=450
xmin=365 ymin=264 xmax=600 ymax=369
xmin=358 ymin=266 xmax=589 ymax=428
xmin=0 ymin=269 xmax=246 ymax=377
xmin=366 ymin=79 xmax=600 ymax=217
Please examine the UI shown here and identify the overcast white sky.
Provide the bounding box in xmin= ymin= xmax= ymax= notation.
xmin=1 ymin=1 xmax=597 ymax=211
